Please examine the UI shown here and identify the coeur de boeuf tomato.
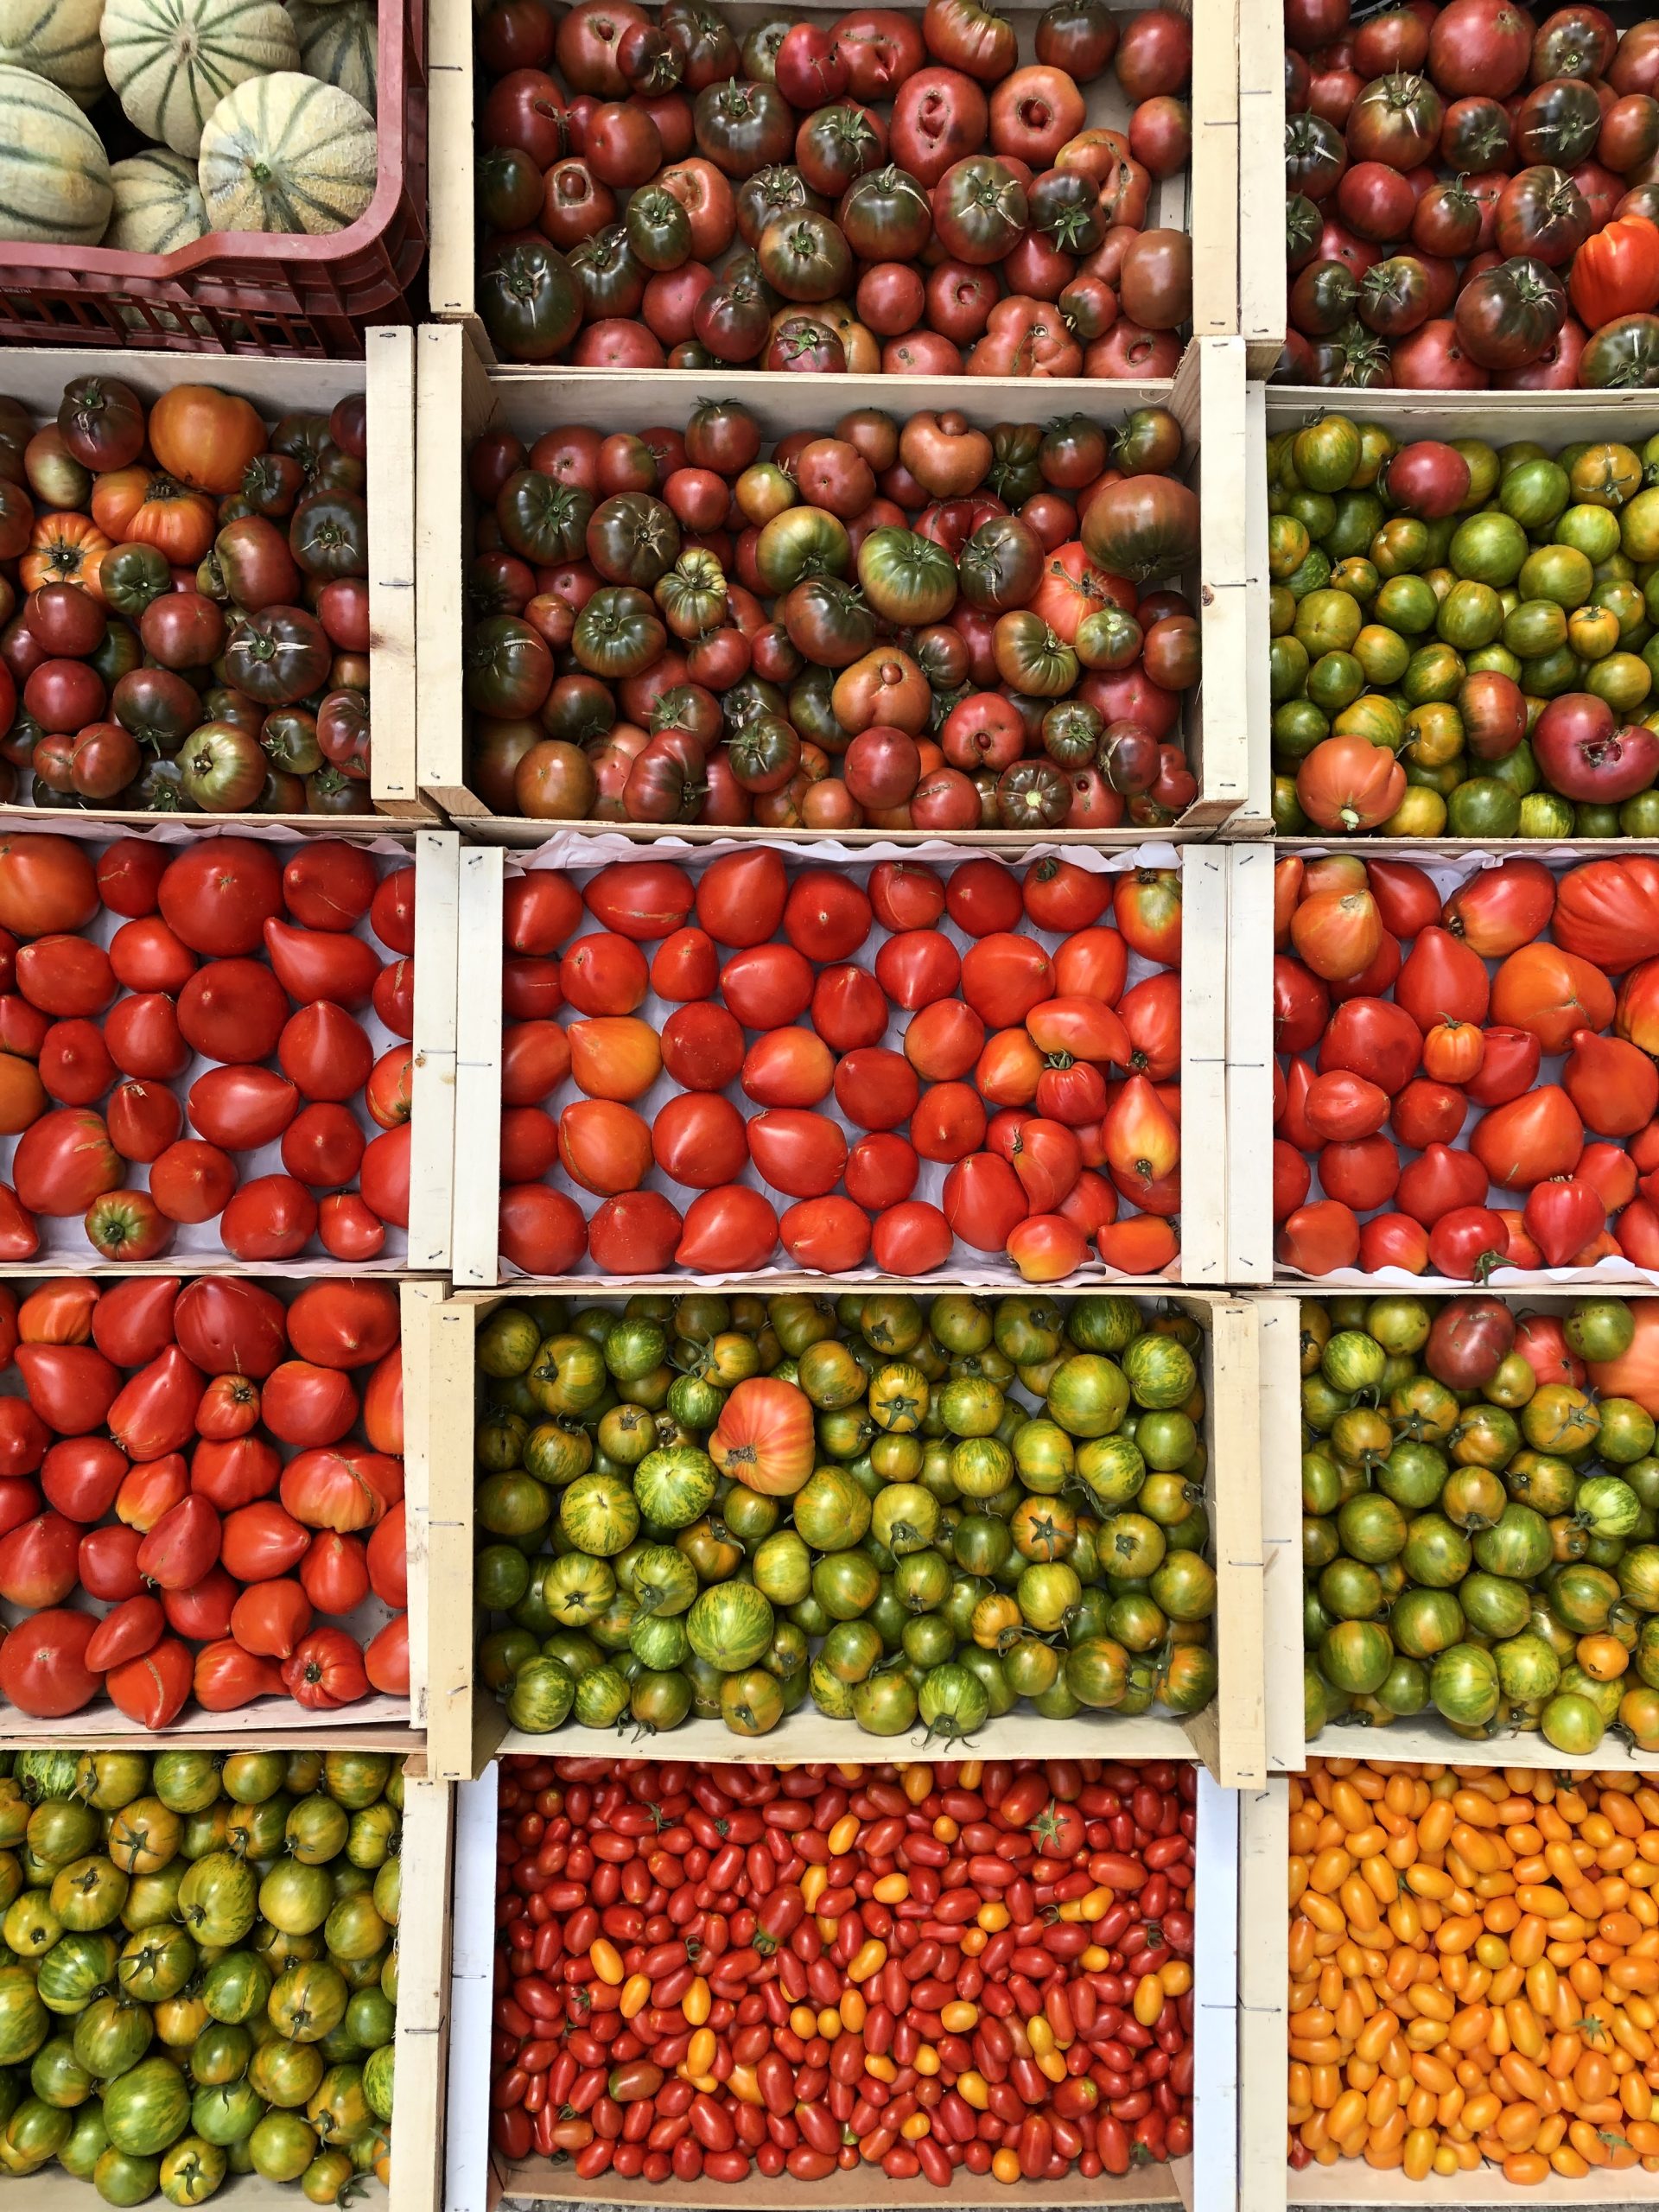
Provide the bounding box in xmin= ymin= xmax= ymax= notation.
xmin=0 ymin=1274 xmax=405 ymax=1725
xmin=1274 ymin=848 xmax=1659 ymax=1283
xmin=489 ymin=1753 xmax=1197 ymax=2182
xmin=495 ymin=850 xmax=1183 ymax=1285
xmin=0 ymin=834 xmax=417 ymax=1266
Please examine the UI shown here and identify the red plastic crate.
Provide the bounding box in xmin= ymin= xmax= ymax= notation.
xmin=0 ymin=0 xmax=428 ymax=357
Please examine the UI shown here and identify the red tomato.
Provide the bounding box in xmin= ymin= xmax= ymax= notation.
xmin=779 ymin=1195 xmax=871 ymax=1273
xmin=16 ymin=935 xmax=116 ymax=1018
xmin=833 ymin=1046 xmax=919 ymax=1131
xmin=230 ymin=1577 xmax=313 ymax=1659
xmin=301 ymin=1529 xmax=372 ymax=1614
xmin=221 ymin=1498 xmax=311 ymax=1580
xmin=85 ymin=1593 xmax=166 ymax=1672
xmin=16 ymin=1342 xmax=121 ymax=1433
xmin=108 ymin=916 xmax=196 ymax=995
xmin=961 ymin=933 xmax=1055 ymax=1028
xmin=1052 ymin=926 xmax=1128 ymax=1004
xmin=219 ymin=1174 xmax=320 ymax=1260
xmin=651 ymin=925 xmax=720 ymax=1001
xmin=283 ymin=1103 xmax=367 ymax=1190
xmin=371 ymin=866 xmax=417 ymax=954
xmin=39 ymin=1019 xmax=117 ymax=1105
xmin=0 ymin=1607 xmax=98 ymax=1715
xmin=869 ymin=861 xmax=945 ymax=931
xmin=675 ymin=1185 xmax=779 ymax=1271
xmin=845 ymin=1131 xmax=918 ymax=1209
xmin=105 ymin=1637 xmax=192 ymax=1728
xmin=108 ymin=1347 xmax=204 ymax=1462
xmin=0 ymin=1509 xmax=79 ymax=1605
xmin=278 ymin=1002 xmax=376 ymax=1102
xmin=783 ymin=872 xmax=872 ymax=962
xmin=97 ymin=839 xmax=168 ymax=918
xmin=373 ymin=958 xmax=416 ymax=1040
xmin=104 ymin=994 xmax=189 ymax=1081
xmin=585 ymin=859 xmax=694 ymax=939
xmin=502 ymin=955 xmax=563 ymax=1019
xmin=504 ymin=871 xmax=582 ymax=955
xmin=262 ymin=1363 xmax=359 ymax=1446
xmin=1023 ymin=859 xmax=1111 ymax=933
xmin=945 ymin=858 xmax=1024 ymax=937
xmin=942 ymin=1151 xmax=1027 ymax=1251
xmin=365 ymin=1612 xmax=410 ymax=1695
xmin=588 ymin=1189 xmax=683 ymax=1273
xmin=175 ymin=1278 xmax=289 ymax=1378
xmin=1275 ymin=1198 xmax=1362 ymax=1276
xmin=193 ymin=1638 xmax=285 ymax=1710
xmin=652 ymin=1091 xmax=750 ymax=1188
xmin=188 ymin=1065 xmax=302 ymax=1148
xmin=149 ymin=1141 xmax=237 ymax=1224
xmin=158 ymin=839 xmax=285 ymax=956
xmin=741 ymin=1029 xmax=836 ymax=1108
xmin=661 ymin=1003 xmax=746 ymax=1091
xmin=721 ymin=943 xmax=814 ymax=1027
xmin=319 ymin=1193 xmax=388 ymax=1262
xmin=499 ymin=1185 xmax=587 ymax=1274
xmin=92 ymin=1269 xmax=183 ymax=1366
xmin=12 ymin=1108 xmax=121 ymax=1216
xmin=870 ymin=1199 xmax=952 ymax=1274
xmin=283 ymin=1626 xmax=370 ymax=1710
xmin=809 ymin=965 xmax=889 ymax=1052
xmin=178 ymin=958 xmax=289 ymax=1064
xmin=874 ymin=931 xmax=960 ymax=1009
xmin=747 ymin=1109 xmax=849 ymax=1198
xmin=136 ymin=1492 xmax=222 ymax=1589
xmin=366 ymin=1498 xmax=408 ymax=1607
xmin=501 ymin=1107 xmax=558 ymax=1182
xmin=696 ymin=849 xmax=787 ymax=947
xmin=282 ymin=841 xmax=379 ymax=932
xmin=912 ymin=1082 xmax=988 ymax=1164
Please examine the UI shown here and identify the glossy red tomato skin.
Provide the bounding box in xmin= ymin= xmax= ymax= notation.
xmin=588 ymin=1189 xmax=682 ymax=1272
xmin=159 ymin=839 xmax=285 ymax=957
xmin=674 ymin=1184 xmax=779 ymax=1271
xmin=499 ymin=1184 xmax=588 ymax=1274
xmin=278 ymin=1002 xmax=376 ymax=1103
xmin=283 ymin=841 xmax=379 ymax=932
xmin=560 ymin=932 xmax=649 ymax=1014
xmin=946 ymin=858 xmax=1025 ymax=936
xmin=696 ymin=849 xmax=788 ymax=947
xmin=721 ymin=942 xmax=815 ymax=1028
xmin=0 ymin=1607 xmax=98 ymax=1715
xmin=178 ymin=958 xmax=289 ymax=1065
xmin=219 ymin=1174 xmax=320 ymax=1260
xmin=845 ymin=1130 xmax=919 ymax=1208
xmin=652 ymin=1091 xmax=750 ymax=1187
xmin=109 ymin=917 xmax=197 ymax=995
xmin=661 ymin=1003 xmax=747 ymax=1090
xmin=779 ymin=1195 xmax=870 ymax=1273
xmin=871 ymin=1199 xmax=953 ymax=1274
xmin=12 ymin=1109 xmax=122 ymax=1217
xmin=652 ymin=925 xmax=721 ymax=1001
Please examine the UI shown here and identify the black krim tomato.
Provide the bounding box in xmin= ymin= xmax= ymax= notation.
xmin=1580 ymin=314 xmax=1659 ymax=389
xmin=465 ymin=613 xmax=555 ymax=717
xmin=497 ymin=472 xmax=594 ymax=564
xmin=572 ymin=587 xmax=668 ymax=679
xmin=694 ymin=77 xmax=795 ymax=176
xmin=477 ymin=239 xmax=582 ymax=364
xmin=757 ymin=210 xmax=854 ymax=302
xmin=836 ymin=164 xmax=932 ymax=261
xmin=587 ymin=493 xmax=682 ymax=588
xmin=570 ymin=226 xmax=647 ymax=321
xmin=1081 ymin=476 xmax=1200 ymax=584
xmin=1452 ymin=256 xmax=1567 ymax=371
xmin=222 ymin=607 xmax=332 ymax=707
xmin=933 ymin=156 xmax=1028 ymax=264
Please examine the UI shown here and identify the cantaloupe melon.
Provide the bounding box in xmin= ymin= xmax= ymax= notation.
xmin=103 ymin=146 xmax=207 ymax=251
xmin=287 ymin=0 xmax=372 ymax=111
xmin=101 ymin=0 xmax=299 ymax=156
xmin=197 ymin=69 xmax=372 ymax=233
xmin=0 ymin=0 xmax=104 ymax=105
xmin=0 ymin=62 xmax=111 ymax=242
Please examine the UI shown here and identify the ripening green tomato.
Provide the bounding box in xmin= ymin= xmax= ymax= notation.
xmin=1458 ymin=1572 xmax=1534 ymax=1641
xmin=1293 ymin=587 xmax=1363 ymax=658
xmin=1430 ymin=1643 xmax=1501 ymax=1727
xmin=1389 ymin=1586 xmax=1463 ymax=1660
xmin=1499 ymin=457 xmax=1570 ymax=531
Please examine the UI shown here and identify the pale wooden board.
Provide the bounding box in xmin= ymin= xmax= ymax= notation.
xmin=409 ymin=829 xmax=461 ymax=1273
xmin=450 ymin=842 xmax=505 ymax=1294
xmin=1224 ymin=841 xmax=1276 ymax=1286
xmin=1255 ymin=1291 xmax=1306 ymax=1780
xmin=1180 ymin=842 xmax=1230 ymax=1287
xmin=1190 ymin=0 xmax=1240 ymax=339
xmin=1210 ymin=1300 xmax=1266 ymax=1789
xmin=1237 ymin=1778 xmax=1290 ymax=2212
xmin=425 ymin=1289 xmax=487 ymax=1781
xmin=415 ymin=327 xmax=1243 ymax=836
xmin=366 ymin=326 xmax=431 ymax=817
xmin=391 ymin=1773 xmax=455 ymax=2212
xmin=401 ymin=1280 xmax=436 ymax=1738
xmin=1237 ymin=0 xmax=1286 ymax=374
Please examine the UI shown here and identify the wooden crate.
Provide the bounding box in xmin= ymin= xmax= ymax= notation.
xmin=446 ymin=1757 xmax=1238 ymax=2212
xmin=0 ymin=334 xmax=433 ymax=824
xmin=11 ymin=1764 xmax=452 ymax=2212
xmin=1237 ymin=1770 xmax=1659 ymax=2212
xmin=422 ymin=1285 xmax=1267 ymax=1789
xmin=1231 ymin=836 xmax=1659 ymax=1294
xmin=1254 ymin=389 xmax=1659 ymax=849
xmin=429 ymin=0 xmax=1238 ymax=348
xmin=414 ymin=323 xmax=1251 ymax=841
xmin=0 ymin=1278 xmax=450 ymax=1751
xmin=449 ymin=836 xmax=1230 ymax=1291
xmin=1255 ymin=1282 xmax=1659 ymax=1779
xmin=0 ymin=819 xmax=458 ymax=1275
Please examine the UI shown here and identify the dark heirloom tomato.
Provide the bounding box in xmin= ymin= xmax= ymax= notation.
xmin=933 ymin=155 xmax=1028 ymax=263
xmin=796 ymin=101 xmax=887 ymax=196
xmin=1495 ymin=164 xmax=1593 ymax=265
xmin=466 ymin=613 xmax=554 ymax=716
xmin=477 ymin=239 xmax=582 ymax=363
xmin=1453 ymin=256 xmax=1567 ymax=369
xmin=695 ymin=78 xmax=794 ymax=176
xmin=223 ymin=606 xmax=331 ymax=706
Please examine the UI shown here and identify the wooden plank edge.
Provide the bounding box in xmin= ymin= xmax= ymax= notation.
xmin=1226 ymin=842 xmax=1276 ymax=1286
xmin=453 ymin=846 xmax=505 ymax=1290
xmin=410 ymin=830 xmax=461 ymax=1274
xmin=415 ymin=324 xmax=470 ymax=810
xmin=1210 ymin=1300 xmax=1267 ymax=1789
xmin=1237 ymin=1780 xmax=1289 ymax=2212
xmin=367 ymin=327 xmax=419 ymax=810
